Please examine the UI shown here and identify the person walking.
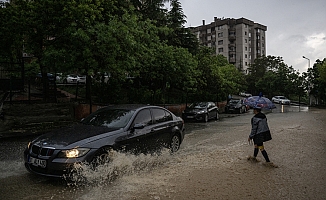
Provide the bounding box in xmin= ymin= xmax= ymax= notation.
xmin=247 ymin=106 xmax=278 ymax=167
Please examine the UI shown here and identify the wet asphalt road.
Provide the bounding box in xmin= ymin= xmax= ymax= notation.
xmin=1 ymin=104 xmax=323 ymax=200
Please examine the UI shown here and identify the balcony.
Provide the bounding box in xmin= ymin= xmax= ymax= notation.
xmin=229 ymin=57 xmax=236 ymax=63
xmin=229 ymin=35 xmax=236 ymax=41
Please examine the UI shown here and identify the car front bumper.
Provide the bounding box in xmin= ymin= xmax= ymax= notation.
xmin=182 ymin=113 xmax=206 ymax=121
xmin=24 ymin=148 xmax=97 ymax=178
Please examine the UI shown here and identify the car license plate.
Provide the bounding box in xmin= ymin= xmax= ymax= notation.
xmin=187 ymin=116 xmax=194 ymax=119
xmin=29 ymin=156 xmax=46 ymax=168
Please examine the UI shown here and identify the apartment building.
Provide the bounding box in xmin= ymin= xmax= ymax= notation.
xmin=191 ymin=17 xmax=267 ymax=74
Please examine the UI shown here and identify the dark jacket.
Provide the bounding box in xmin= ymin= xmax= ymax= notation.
xmin=249 ymin=112 xmax=270 ymax=143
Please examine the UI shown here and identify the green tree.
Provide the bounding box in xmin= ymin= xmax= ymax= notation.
xmin=246 ymin=55 xmax=300 ymax=98
xmin=167 ymin=0 xmax=199 ymax=55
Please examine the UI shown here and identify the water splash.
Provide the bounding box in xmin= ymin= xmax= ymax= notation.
xmin=64 ymin=148 xmax=172 ymax=187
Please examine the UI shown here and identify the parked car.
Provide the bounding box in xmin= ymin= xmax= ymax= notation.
xmin=182 ymin=102 xmax=219 ymax=122
xmin=239 ymin=92 xmax=252 ymax=97
xmin=93 ymin=72 xmax=110 ymax=84
xmin=272 ymin=96 xmax=291 ymax=105
xmin=62 ymin=74 xmax=78 ymax=84
xmin=35 ymin=73 xmax=55 ymax=83
xmin=24 ymin=105 xmax=185 ymax=178
xmin=77 ymin=75 xmax=86 ymax=84
xmin=225 ymin=99 xmax=248 ymax=114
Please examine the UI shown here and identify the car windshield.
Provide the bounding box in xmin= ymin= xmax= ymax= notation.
xmin=229 ymin=99 xmax=239 ymax=103
xmin=81 ymin=108 xmax=135 ymax=128
xmin=190 ymin=102 xmax=207 ymax=108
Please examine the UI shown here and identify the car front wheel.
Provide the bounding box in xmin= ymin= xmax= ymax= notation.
xmin=170 ymin=134 xmax=181 ymax=153
xmin=215 ymin=112 xmax=219 ymax=120
xmin=90 ymin=147 xmax=114 ymax=169
xmin=203 ymin=114 xmax=209 ymax=122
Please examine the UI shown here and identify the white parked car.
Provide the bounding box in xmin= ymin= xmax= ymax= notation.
xmin=239 ymin=92 xmax=252 ymax=97
xmin=77 ymin=75 xmax=86 ymax=84
xmin=272 ymin=96 xmax=291 ymax=105
xmin=63 ymin=74 xmax=78 ymax=84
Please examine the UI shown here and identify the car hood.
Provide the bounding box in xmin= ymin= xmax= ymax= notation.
xmin=227 ymin=102 xmax=240 ymax=106
xmin=32 ymin=124 xmax=120 ymax=148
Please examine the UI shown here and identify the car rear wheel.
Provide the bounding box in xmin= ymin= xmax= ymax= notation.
xmin=170 ymin=134 xmax=181 ymax=153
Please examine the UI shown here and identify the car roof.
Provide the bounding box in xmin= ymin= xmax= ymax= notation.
xmin=101 ymin=104 xmax=165 ymax=111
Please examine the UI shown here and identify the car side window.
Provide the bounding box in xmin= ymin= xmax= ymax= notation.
xmin=152 ymin=108 xmax=166 ymax=123
xmin=165 ymin=111 xmax=173 ymax=121
xmin=133 ymin=109 xmax=152 ymax=126
xmin=152 ymin=108 xmax=173 ymax=123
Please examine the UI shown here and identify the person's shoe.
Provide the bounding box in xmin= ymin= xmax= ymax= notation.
xmin=263 ymin=162 xmax=278 ymax=168
xmin=247 ymin=156 xmax=260 ymax=162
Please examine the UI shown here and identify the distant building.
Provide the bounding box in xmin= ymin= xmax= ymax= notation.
xmin=190 ymin=17 xmax=267 ymax=74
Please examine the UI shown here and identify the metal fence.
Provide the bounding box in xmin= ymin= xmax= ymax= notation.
xmin=0 ymin=61 xmax=24 ymax=91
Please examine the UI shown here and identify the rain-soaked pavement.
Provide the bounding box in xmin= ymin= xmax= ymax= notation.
xmin=0 ymin=104 xmax=325 ymax=200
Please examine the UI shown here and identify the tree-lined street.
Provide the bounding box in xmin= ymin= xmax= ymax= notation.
xmin=0 ymin=104 xmax=325 ymax=199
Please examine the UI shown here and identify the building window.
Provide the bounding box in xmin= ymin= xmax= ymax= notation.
xmin=245 ymin=24 xmax=248 ymax=28
xmin=245 ymin=54 xmax=248 ymax=58
xmin=245 ymin=62 xmax=248 ymax=66
xmin=218 ymin=25 xmax=223 ymax=30
xmin=249 ymin=32 xmax=251 ymax=37
xmin=211 ymin=27 xmax=215 ymax=32
xmin=218 ymin=48 xmax=223 ymax=53
xmin=257 ymin=29 xmax=260 ymax=33
xmin=245 ymin=31 xmax=247 ymax=35
xmin=218 ymin=40 xmax=223 ymax=45
xmin=249 ymin=47 xmax=251 ymax=52
xmin=245 ymin=39 xmax=247 ymax=43
xmin=262 ymin=36 xmax=265 ymax=40
xmin=218 ymin=32 xmax=223 ymax=37
xmin=262 ymin=43 xmax=265 ymax=47
xmin=245 ymin=46 xmax=248 ymax=51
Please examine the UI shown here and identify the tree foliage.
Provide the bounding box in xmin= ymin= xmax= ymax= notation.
xmin=0 ymin=0 xmax=324 ymax=106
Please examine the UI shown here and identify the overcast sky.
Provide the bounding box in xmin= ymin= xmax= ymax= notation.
xmin=174 ymin=0 xmax=326 ymax=74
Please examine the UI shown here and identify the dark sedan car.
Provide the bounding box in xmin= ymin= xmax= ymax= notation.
xmin=225 ymin=99 xmax=248 ymax=114
xmin=24 ymin=105 xmax=185 ymax=178
xmin=182 ymin=102 xmax=219 ymax=122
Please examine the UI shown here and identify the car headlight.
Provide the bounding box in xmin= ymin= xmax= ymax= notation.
xmin=27 ymin=142 xmax=31 ymax=149
xmin=197 ymin=110 xmax=205 ymax=114
xmin=57 ymin=148 xmax=90 ymax=158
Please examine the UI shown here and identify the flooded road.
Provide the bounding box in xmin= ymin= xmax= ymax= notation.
xmin=1 ymin=105 xmax=325 ymax=200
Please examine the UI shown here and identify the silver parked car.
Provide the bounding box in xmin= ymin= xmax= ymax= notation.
xmin=24 ymin=105 xmax=185 ymax=178
xmin=272 ymin=96 xmax=291 ymax=105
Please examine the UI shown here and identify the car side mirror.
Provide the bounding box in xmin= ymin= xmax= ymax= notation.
xmin=133 ymin=123 xmax=145 ymax=130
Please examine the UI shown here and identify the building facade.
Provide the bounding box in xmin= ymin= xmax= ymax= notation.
xmin=191 ymin=17 xmax=267 ymax=74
